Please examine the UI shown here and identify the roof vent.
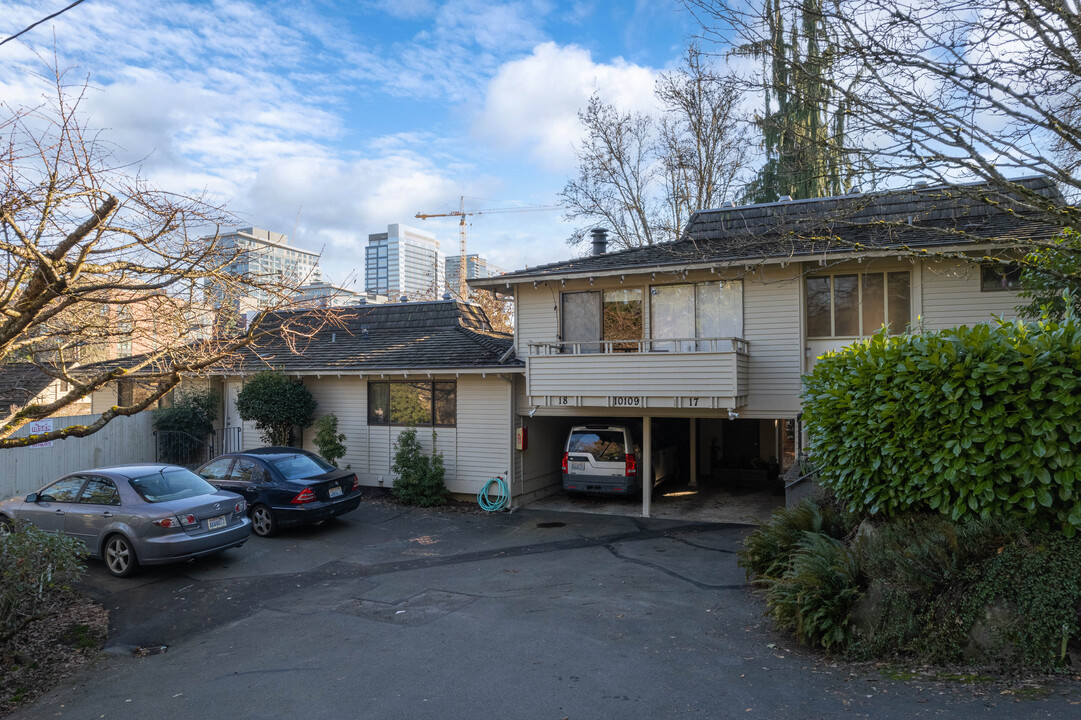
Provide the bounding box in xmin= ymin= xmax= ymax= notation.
xmin=442 ymin=292 xmax=452 ymax=301
xmin=330 ymin=332 xmax=336 ymax=343
xmin=849 ymin=186 xmax=862 ymax=195
xmin=361 ymin=325 xmax=370 ymax=340
xmin=778 ymin=195 xmax=793 ymax=202
xmin=399 ymin=295 xmax=408 ymax=303
xmin=590 ymin=228 xmax=609 ymax=256
xmin=721 ymin=200 xmax=736 ymax=208
xmin=914 ymin=181 xmax=929 ymax=188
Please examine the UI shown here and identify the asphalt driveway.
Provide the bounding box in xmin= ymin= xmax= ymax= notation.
xmin=12 ymin=503 xmax=1080 ymax=719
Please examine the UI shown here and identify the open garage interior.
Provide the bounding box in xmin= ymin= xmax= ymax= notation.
xmin=517 ymin=412 xmax=793 ymax=523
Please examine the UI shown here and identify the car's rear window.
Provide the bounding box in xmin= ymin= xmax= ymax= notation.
xmin=270 ymin=454 xmax=333 ymax=480
xmin=129 ymin=469 xmax=218 ymax=503
xmin=568 ymin=430 xmax=626 ymax=461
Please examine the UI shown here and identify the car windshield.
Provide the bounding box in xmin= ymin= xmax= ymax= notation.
xmin=568 ymin=430 xmax=625 ymax=461
xmin=128 ymin=468 xmax=218 ymax=503
xmin=270 ymin=453 xmax=333 ymax=480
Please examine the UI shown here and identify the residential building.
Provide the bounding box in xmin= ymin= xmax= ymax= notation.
xmin=364 ymin=224 xmax=444 ymax=299
xmin=471 ymin=177 xmax=1061 ymax=515
xmin=294 ymin=281 xmax=388 ymax=308
xmin=445 ymin=254 xmax=505 ymax=295
xmin=216 ymin=227 xmax=322 ymax=307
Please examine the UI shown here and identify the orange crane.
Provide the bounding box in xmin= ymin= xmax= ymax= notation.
xmin=415 ymin=197 xmax=559 ymax=299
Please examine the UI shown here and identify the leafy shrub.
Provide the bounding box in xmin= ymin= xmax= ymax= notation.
xmin=152 ymin=388 xmax=219 ymax=465
xmin=391 ymin=428 xmax=447 ymax=507
xmin=0 ymin=522 xmax=86 ymax=642
xmin=761 ymin=532 xmax=861 ymax=650
xmin=802 ymin=317 xmax=1081 ymax=535
xmin=739 ymin=497 xmax=856 ymax=578
xmin=1017 ymin=229 xmax=1081 ymax=320
xmin=235 ymin=371 xmax=317 ymax=446
xmin=312 ymin=414 xmax=347 ymax=467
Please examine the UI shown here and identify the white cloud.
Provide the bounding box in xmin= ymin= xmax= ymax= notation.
xmin=475 ymin=42 xmax=660 ymax=172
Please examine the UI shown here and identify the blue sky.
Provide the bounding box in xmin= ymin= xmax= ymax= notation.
xmin=0 ymin=0 xmax=700 ymax=289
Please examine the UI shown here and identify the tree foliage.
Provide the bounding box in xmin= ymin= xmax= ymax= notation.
xmin=0 ymin=68 xmax=322 ymax=448
xmin=235 ymin=371 xmax=316 ymax=446
xmin=152 ymin=388 xmax=220 ymax=465
xmin=726 ymin=0 xmax=856 ymax=202
xmin=561 ymin=44 xmax=748 ymax=251
xmin=1018 ymin=229 xmax=1081 ymax=320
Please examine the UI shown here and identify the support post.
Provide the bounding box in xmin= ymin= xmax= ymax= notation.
xmin=642 ymin=415 xmax=652 ymax=518
xmin=689 ymin=418 xmax=697 ymax=487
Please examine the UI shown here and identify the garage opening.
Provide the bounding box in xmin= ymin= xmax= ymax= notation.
xmin=518 ymin=413 xmax=794 ymax=523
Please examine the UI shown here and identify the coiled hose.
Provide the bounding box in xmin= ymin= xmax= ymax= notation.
xmin=477 ymin=476 xmax=509 ymax=512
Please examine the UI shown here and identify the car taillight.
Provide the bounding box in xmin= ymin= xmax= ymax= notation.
xmin=154 ymin=516 xmax=180 ymax=528
xmin=561 ymin=452 xmax=568 ymax=474
xmin=351 ymin=475 xmax=360 ymax=492
xmin=625 ymin=453 xmax=637 ymax=477
xmin=234 ymin=500 xmax=246 ymax=514
xmin=291 ymin=487 xmax=317 ymax=504
xmin=178 ymin=513 xmax=198 ymax=528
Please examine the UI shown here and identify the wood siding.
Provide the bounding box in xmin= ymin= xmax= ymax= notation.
xmin=920 ymin=259 xmax=1021 ymax=329
xmin=743 ymin=265 xmax=802 ymax=418
xmin=0 ymin=413 xmax=155 ymax=498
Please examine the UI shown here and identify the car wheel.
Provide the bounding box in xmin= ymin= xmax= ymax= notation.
xmin=0 ymin=516 xmax=12 ymax=535
xmin=251 ymin=504 xmax=277 ymax=537
xmin=104 ymin=534 xmax=138 ymax=578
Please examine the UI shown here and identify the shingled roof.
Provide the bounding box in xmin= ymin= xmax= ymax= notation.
xmin=0 ymin=364 xmax=57 ymax=412
xmin=475 ymin=177 xmax=1064 ymax=285
xmin=220 ymin=299 xmax=519 ymax=374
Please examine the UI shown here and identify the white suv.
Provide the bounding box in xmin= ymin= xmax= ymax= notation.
xmin=561 ymin=424 xmax=677 ymax=495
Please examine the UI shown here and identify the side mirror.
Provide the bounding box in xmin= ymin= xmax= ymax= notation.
xmin=25 ymin=493 xmax=38 ymax=503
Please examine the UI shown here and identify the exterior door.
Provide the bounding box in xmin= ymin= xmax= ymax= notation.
xmin=224 ymin=382 xmax=243 ymax=452
xmin=64 ymin=475 xmax=121 ymax=551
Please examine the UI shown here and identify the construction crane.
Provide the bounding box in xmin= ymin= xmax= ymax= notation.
xmin=415 ymin=197 xmax=559 ymax=300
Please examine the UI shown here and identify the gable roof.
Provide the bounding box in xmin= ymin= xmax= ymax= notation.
xmin=474 ymin=177 xmax=1064 ymax=286
xmin=217 ymin=300 xmax=519 ymax=375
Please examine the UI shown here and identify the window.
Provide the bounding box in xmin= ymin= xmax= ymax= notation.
xmin=40 ymin=476 xmax=86 ymax=503
xmin=79 ymin=476 xmax=120 ymax=506
xmin=199 ymin=458 xmax=233 ymax=480
xmin=981 ymin=264 xmax=1022 ymax=291
xmin=230 ymin=458 xmax=264 ymax=483
xmin=806 ymin=271 xmax=911 ymax=337
xmin=561 ymin=289 xmax=644 ymax=353
xmin=650 ymin=281 xmax=743 ymax=351
xmin=368 ymin=381 xmax=456 ymax=426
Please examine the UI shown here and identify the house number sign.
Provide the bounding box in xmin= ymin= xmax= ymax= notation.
xmin=610 ymin=396 xmax=642 ymax=407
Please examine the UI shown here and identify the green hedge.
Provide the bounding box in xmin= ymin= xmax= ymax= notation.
xmin=802 ymin=318 xmax=1081 ymax=535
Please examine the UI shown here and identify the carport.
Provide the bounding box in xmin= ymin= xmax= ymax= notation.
xmin=517 ymin=406 xmax=793 ymax=522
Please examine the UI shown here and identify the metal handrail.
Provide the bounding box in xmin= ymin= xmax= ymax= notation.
xmin=528 ymin=337 xmax=749 ymax=356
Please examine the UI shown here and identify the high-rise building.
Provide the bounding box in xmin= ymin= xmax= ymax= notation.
xmin=445 ymin=254 xmax=505 ymax=295
xmin=217 ymin=227 xmax=322 ymax=306
xmin=364 ymin=224 xmax=444 ymax=299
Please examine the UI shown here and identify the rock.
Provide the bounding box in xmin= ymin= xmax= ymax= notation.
xmin=962 ymin=600 xmax=1017 ymax=663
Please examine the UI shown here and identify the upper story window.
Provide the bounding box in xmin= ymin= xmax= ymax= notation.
xmin=651 ymin=280 xmax=743 ymax=351
xmin=981 ymin=264 xmax=1022 ymax=292
xmin=806 ymin=271 xmax=911 ymax=338
xmin=560 ymin=289 xmax=643 ymax=353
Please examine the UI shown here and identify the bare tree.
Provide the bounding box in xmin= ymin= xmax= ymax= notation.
xmin=686 ymin=0 xmax=1079 ymax=220
xmin=684 ymin=0 xmax=1081 ymax=303
xmin=561 ymin=45 xmax=749 ymax=251
xmin=0 ymin=68 xmax=322 ymax=448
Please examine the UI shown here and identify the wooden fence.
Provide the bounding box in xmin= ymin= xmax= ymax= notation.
xmin=0 ymin=413 xmax=156 ymax=499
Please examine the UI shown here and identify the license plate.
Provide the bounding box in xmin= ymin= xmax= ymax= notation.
xmin=328 ymin=486 xmax=343 ymax=498
xmin=571 ymin=462 xmax=585 ymax=472
xmin=207 ymin=515 xmax=226 ymax=530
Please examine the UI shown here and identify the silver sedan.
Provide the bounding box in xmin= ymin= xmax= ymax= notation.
xmin=0 ymin=464 xmax=251 ymax=577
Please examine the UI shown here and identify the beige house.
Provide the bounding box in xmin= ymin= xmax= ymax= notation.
xmin=472 ymin=178 xmax=1061 ymax=516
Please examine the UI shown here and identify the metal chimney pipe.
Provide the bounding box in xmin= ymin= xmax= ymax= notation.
xmin=590 ymin=228 xmax=608 ymax=256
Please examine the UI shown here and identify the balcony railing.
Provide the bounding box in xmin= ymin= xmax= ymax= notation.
xmin=525 ymin=337 xmax=749 ymax=410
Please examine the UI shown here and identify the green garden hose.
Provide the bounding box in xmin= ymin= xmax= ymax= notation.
xmin=477 ymin=477 xmax=509 ymax=511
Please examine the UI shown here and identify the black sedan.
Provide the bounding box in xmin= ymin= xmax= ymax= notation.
xmin=196 ymin=448 xmax=362 ymax=537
